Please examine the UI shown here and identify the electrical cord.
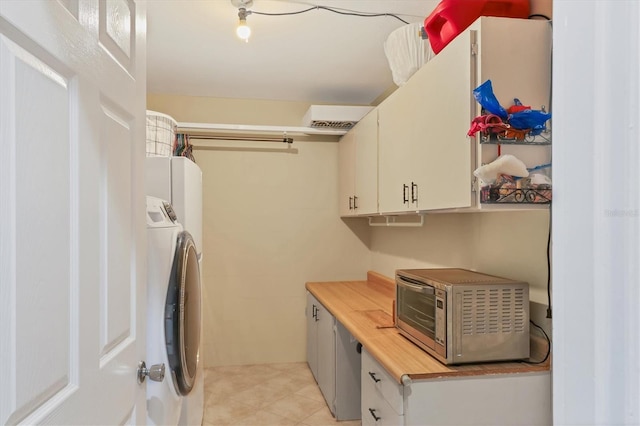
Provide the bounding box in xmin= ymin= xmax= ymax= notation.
xmin=523 ymin=320 xmax=551 ymax=365
xmin=546 ymin=208 xmax=552 ymax=318
xmin=251 ymin=5 xmax=410 ymax=24
xmin=546 ymin=27 xmax=553 ymax=320
xmin=528 ymin=13 xmax=551 ymax=20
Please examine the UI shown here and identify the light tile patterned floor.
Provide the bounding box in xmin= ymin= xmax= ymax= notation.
xmin=203 ymin=362 xmax=361 ymax=426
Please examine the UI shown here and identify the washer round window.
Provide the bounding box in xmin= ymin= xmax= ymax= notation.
xmin=165 ymin=231 xmax=201 ymax=396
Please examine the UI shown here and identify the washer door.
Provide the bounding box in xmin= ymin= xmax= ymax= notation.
xmin=165 ymin=230 xmax=201 ymax=396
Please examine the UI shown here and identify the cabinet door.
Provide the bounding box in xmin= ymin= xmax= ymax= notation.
xmin=338 ymin=129 xmax=356 ymax=216
xmin=378 ymin=29 xmax=473 ymax=213
xmin=334 ymin=321 xmax=362 ymax=420
xmin=378 ymin=90 xmax=414 ymax=213
xmin=407 ymin=28 xmax=474 ymax=211
xmin=353 ymin=110 xmax=378 ymax=215
xmin=339 ymin=110 xmax=378 ymax=217
xmin=306 ymin=292 xmax=319 ymax=380
xmin=316 ymin=302 xmax=336 ymax=413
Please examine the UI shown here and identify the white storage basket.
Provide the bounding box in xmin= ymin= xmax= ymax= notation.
xmin=384 ymin=23 xmax=434 ymax=87
xmin=146 ymin=110 xmax=177 ymax=157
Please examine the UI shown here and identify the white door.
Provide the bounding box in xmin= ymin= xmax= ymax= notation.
xmin=0 ymin=1 xmax=147 ymax=424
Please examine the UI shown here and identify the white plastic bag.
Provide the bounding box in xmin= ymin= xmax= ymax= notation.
xmin=473 ymin=154 xmax=529 ymax=185
xmin=384 ymin=23 xmax=434 ymax=86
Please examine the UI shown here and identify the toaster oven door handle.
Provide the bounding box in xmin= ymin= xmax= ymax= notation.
xmin=397 ymin=277 xmax=435 ymax=294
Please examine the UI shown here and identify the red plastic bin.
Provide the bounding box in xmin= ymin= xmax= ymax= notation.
xmin=424 ymin=0 xmax=530 ymax=54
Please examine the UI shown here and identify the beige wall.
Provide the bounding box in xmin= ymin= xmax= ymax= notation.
xmin=370 ymin=211 xmax=551 ymax=304
xmin=148 ymin=93 xmax=551 ymax=367
xmin=148 ymin=94 xmax=372 ymax=367
xmin=369 ymin=210 xmax=552 ymax=337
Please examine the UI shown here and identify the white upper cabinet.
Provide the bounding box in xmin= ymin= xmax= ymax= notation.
xmin=375 ymin=17 xmax=552 ymax=214
xmin=338 ymin=125 xmax=357 ymax=216
xmin=338 ymin=110 xmax=378 ymax=216
xmin=472 ymin=18 xmax=552 ymax=209
xmin=378 ymin=26 xmax=474 ymax=214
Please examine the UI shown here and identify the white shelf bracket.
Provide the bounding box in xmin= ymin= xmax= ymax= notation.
xmin=368 ymin=215 xmax=424 ymax=227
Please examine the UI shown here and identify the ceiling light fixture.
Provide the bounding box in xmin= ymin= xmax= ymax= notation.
xmin=229 ymin=1 xmax=413 ymax=44
xmin=231 ymin=0 xmax=253 ymax=42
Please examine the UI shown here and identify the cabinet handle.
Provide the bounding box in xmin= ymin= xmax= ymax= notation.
xmin=368 ymin=408 xmax=381 ymax=422
xmin=353 ymin=195 xmax=358 ymax=209
xmin=313 ymin=305 xmax=318 ymax=321
xmin=348 ymin=196 xmax=353 ymax=210
xmin=402 ymin=184 xmax=409 ymax=205
xmin=411 ymin=181 xmax=418 ymax=204
xmin=368 ymin=371 xmax=381 ymax=383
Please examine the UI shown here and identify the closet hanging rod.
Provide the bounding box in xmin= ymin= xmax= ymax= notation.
xmin=176 ymin=121 xmax=347 ymax=136
xmin=188 ymin=134 xmax=293 ymax=144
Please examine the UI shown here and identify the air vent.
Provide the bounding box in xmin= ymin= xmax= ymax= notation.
xmin=461 ymin=286 xmax=527 ymax=335
xmin=307 ymin=120 xmax=358 ymax=130
xmin=302 ymin=105 xmax=374 ymax=129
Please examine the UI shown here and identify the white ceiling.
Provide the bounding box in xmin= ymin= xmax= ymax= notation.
xmin=146 ymin=0 xmax=440 ymax=105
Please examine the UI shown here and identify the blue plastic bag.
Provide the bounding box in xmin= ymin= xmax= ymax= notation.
xmin=472 ymin=80 xmax=507 ymax=119
xmin=508 ymin=110 xmax=552 ymax=135
xmin=473 ymin=80 xmax=551 ymax=133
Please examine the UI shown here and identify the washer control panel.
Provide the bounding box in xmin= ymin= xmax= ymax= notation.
xmin=146 ymin=196 xmax=179 ymax=226
xmin=162 ymin=201 xmax=178 ymax=223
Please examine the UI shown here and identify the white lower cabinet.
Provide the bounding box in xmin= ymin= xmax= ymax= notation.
xmin=404 ymin=373 xmax=552 ymax=426
xmin=306 ymin=292 xmax=361 ymax=420
xmin=361 ymin=349 xmax=403 ymax=425
xmin=306 ymin=292 xmax=335 ymax=410
xmin=362 ymin=347 xmax=551 ymax=426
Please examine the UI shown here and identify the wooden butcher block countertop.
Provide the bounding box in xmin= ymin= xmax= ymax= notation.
xmin=306 ymin=271 xmax=551 ymax=384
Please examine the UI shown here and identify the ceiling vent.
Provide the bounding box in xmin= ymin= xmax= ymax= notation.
xmin=302 ymin=105 xmax=374 ymax=130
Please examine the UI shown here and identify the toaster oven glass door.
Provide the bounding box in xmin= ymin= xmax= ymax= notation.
xmin=396 ymin=276 xmax=437 ymax=348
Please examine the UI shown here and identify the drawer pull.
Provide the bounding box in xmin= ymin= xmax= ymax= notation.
xmin=368 ymin=408 xmax=381 ymax=422
xmin=368 ymin=371 xmax=381 ymax=383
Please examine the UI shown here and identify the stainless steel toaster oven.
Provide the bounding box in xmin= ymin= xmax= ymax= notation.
xmin=395 ymin=268 xmax=530 ymax=364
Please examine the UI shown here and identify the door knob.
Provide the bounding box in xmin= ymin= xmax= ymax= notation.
xmin=137 ymin=361 xmax=165 ymax=384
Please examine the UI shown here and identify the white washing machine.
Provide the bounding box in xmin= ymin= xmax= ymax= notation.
xmin=146 ymin=156 xmax=204 ymax=426
xmin=146 ymin=196 xmax=202 ymax=426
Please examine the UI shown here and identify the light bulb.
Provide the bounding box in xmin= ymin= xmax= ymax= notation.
xmin=236 ymin=19 xmax=251 ymax=42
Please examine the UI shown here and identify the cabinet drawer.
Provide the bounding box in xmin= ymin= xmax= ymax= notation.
xmin=362 ymin=397 xmax=403 ymax=426
xmin=362 ymin=348 xmax=403 ymax=415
